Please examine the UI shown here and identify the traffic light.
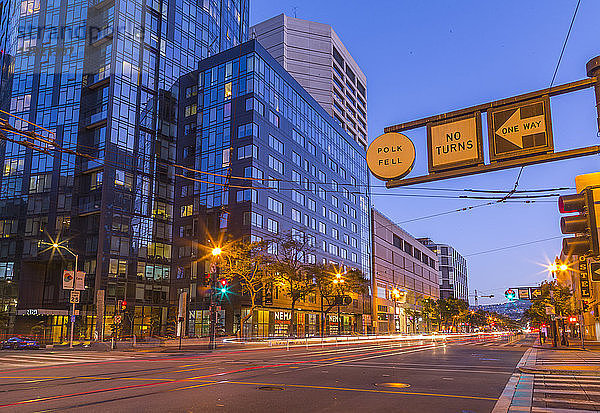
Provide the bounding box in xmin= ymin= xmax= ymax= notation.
xmin=505 ymin=289 xmax=516 ymax=300
xmin=217 ymin=279 xmax=229 ymax=296
xmin=559 ymin=189 xmax=599 ymax=257
xmin=582 ymin=300 xmax=589 ymax=312
xmin=121 ymin=300 xmax=127 ymax=312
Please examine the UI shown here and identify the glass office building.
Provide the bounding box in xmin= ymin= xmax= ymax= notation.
xmin=173 ymin=40 xmax=371 ymax=337
xmin=0 ymin=0 xmax=248 ymax=341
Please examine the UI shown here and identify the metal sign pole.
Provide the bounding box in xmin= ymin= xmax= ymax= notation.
xmin=70 ymin=254 xmax=78 ymax=349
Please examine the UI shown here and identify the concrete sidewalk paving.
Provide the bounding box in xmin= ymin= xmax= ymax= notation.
xmin=494 ymin=345 xmax=600 ymax=412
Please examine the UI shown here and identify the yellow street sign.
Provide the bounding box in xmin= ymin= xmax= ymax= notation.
xmin=487 ymin=97 xmax=553 ymax=161
xmin=367 ymin=132 xmax=416 ymax=180
xmin=427 ymin=113 xmax=483 ymax=172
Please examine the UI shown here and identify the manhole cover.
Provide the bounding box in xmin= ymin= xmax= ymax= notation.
xmin=258 ymin=386 xmax=285 ymax=391
xmin=374 ymin=382 xmax=411 ymax=389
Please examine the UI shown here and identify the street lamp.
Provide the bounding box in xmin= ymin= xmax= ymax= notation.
xmin=41 ymin=241 xmax=78 ymax=349
xmin=209 ymin=246 xmax=222 ymax=350
xmin=391 ymin=288 xmax=401 ymax=333
xmin=333 ymin=273 xmax=345 ymax=335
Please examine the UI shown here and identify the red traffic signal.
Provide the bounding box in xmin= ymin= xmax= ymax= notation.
xmin=220 ymin=279 xmax=227 ymax=286
xmin=121 ymin=300 xmax=127 ymax=311
xmin=558 ymin=189 xmax=599 ymax=257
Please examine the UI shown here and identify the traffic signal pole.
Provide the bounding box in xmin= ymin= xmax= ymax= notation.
xmin=586 ymin=56 xmax=600 ymax=135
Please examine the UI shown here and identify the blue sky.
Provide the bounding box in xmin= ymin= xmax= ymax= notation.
xmin=250 ymin=0 xmax=600 ymax=304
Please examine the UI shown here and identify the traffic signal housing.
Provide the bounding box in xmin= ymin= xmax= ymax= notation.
xmin=559 ymin=189 xmax=599 ymax=257
xmin=505 ymin=289 xmax=516 ymax=300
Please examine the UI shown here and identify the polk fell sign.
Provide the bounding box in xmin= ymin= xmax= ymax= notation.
xmin=488 ymin=97 xmax=553 ymax=161
xmin=427 ymin=113 xmax=483 ymax=172
xmin=367 ymin=132 xmax=416 ymax=180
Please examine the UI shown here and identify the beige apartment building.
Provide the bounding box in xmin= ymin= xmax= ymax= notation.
xmin=371 ymin=209 xmax=440 ymax=333
xmin=251 ymin=14 xmax=368 ymax=149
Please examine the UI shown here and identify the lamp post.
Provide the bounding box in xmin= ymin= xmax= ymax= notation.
xmin=44 ymin=242 xmax=78 ymax=349
xmin=391 ymin=288 xmax=401 ymax=333
xmin=209 ymin=247 xmax=222 ymax=350
xmin=333 ymin=273 xmax=344 ymax=335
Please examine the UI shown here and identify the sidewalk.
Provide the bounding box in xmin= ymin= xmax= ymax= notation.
xmin=493 ymin=344 xmax=600 ymax=412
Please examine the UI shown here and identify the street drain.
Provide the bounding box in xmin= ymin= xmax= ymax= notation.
xmin=374 ymin=382 xmax=411 ymax=388
xmin=258 ymin=386 xmax=285 ymax=391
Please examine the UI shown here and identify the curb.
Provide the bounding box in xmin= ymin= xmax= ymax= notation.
xmin=518 ymin=367 xmax=600 ymax=376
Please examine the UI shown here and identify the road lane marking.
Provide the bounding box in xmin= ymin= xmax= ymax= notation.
xmin=219 ymin=379 xmax=499 ymax=401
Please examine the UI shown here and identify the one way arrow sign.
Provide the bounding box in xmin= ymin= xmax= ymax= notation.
xmin=488 ymin=97 xmax=553 ymax=161
xmin=590 ymin=262 xmax=600 ymax=282
xmin=496 ymin=109 xmax=545 ymax=148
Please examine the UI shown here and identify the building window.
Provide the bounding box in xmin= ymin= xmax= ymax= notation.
xmin=185 ymin=85 xmax=197 ymax=98
xmin=238 ymin=144 xmax=258 ymax=160
xmin=185 ymin=104 xmax=197 ymax=117
xmin=307 ymin=198 xmax=316 ymax=211
xmin=238 ymin=122 xmax=259 ymax=138
xmin=319 ymin=222 xmax=326 ymax=234
xmin=268 ymin=155 xmax=284 ymax=174
xmin=269 ymin=135 xmax=284 ymax=154
xmin=292 ymin=190 xmax=305 ymax=205
xmin=246 ymin=97 xmax=264 ymax=115
xmin=292 ymin=129 xmax=305 ymax=146
xmin=236 ymin=189 xmax=258 ymax=203
xmin=243 ymin=211 xmax=263 ymax=228
xmin=291 ymin=208 xmax=301 ymax=223
xmin=269 ymin=111 xmax=280 ymax=127
xmin=393 ymin=234 xmax=402 ymax=249
xmin=268 ymin=197 xmax=283 ymax=215
xmin=267 ymin=218 xmax=279 ymax=234
xmin=291 ymin=151 xmax=301 ymax=167
xmin=180 ymin=204 xmax=193 ymax=217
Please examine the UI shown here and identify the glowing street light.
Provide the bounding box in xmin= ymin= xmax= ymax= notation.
xmin=559 ymin=264 xmax=568 ymax=271
xmin=212 ymin=247 xmax=222 ymax=256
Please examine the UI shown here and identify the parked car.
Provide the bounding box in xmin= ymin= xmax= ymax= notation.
xmin=1 ymin=337 xmax=40 ymax=350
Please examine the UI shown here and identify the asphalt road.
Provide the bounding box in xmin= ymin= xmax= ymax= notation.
xmin=0 ymin=335 xmax=533 ymax=413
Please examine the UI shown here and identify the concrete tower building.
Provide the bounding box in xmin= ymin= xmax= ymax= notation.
xmin=251 ymin=14 xmax=368 ymax=149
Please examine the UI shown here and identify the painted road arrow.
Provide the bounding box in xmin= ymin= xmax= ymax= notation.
xmin=496 ymin=109 xmax=545 ymax=148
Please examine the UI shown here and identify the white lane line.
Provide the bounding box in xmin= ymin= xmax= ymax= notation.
xmin=271 ymin=345 xmax=440 ymax=375
xmin=306 ymin=363 xmax=514 ymax=375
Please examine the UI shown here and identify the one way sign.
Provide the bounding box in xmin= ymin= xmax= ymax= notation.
xmin=488 ymin=97 xmax=553 ymax=161
xmin=590 ymin=262 xmax=600 ymax=282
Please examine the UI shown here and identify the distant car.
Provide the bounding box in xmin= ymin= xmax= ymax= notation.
xmin=1 ymin=337 xmax=40 ymax=350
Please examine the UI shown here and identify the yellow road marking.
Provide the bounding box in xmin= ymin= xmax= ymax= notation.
xmin=220 ymin=380 xmax=498 ymax=401
xmin=171 ymin=382 xmax=218 ymax=391
xmin=171 ymin=366 xmax=213 ymax=373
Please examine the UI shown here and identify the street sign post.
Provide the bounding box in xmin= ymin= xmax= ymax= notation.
xmin=426 ymin=113 xmax=484 ymax=172
xmin=74 ymin=271 xmax=85 ymax=290
xmin=487 ymin=97 xmax=553 ymax=161
xmin=530 ymin=287 xmax=542 ymax=299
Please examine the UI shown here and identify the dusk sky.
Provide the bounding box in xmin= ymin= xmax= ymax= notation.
xmin=250 ymin=0 xmax=600 ymax=304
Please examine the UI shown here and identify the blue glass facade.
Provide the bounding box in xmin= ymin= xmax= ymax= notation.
xmin=0 ymin=0 xmax=248 ymax=341
xmin=174 ymin=40 xmax=372 ymax=336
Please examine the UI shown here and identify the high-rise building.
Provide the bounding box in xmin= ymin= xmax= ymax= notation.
xmin=372 ymin=209 xmax=439 ymax=334
xmin=172 ymin=39 xmax=372 ymax=337
xmin=0 ymin=0 xmax=248 ymax=341
xmin=251 ymin=14 xmax=368 ymax=149
xmin=418 ymin=238 xmax=469 ymax=302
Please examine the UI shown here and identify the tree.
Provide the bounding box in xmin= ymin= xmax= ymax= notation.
xmin=219 ymin=240 xmax=271 ymax=338
xmin=310 ymin=263 xmax=369 ymax=335
xmin=524 ymin=280 xmax=573 ymax=325
xmin=265 ymin=233 xmax=316 ymax=336
xmin=0 ymin=310 xmax=9 ymax=335
xmin=420 ymin=298 xmax=438 ymax=332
